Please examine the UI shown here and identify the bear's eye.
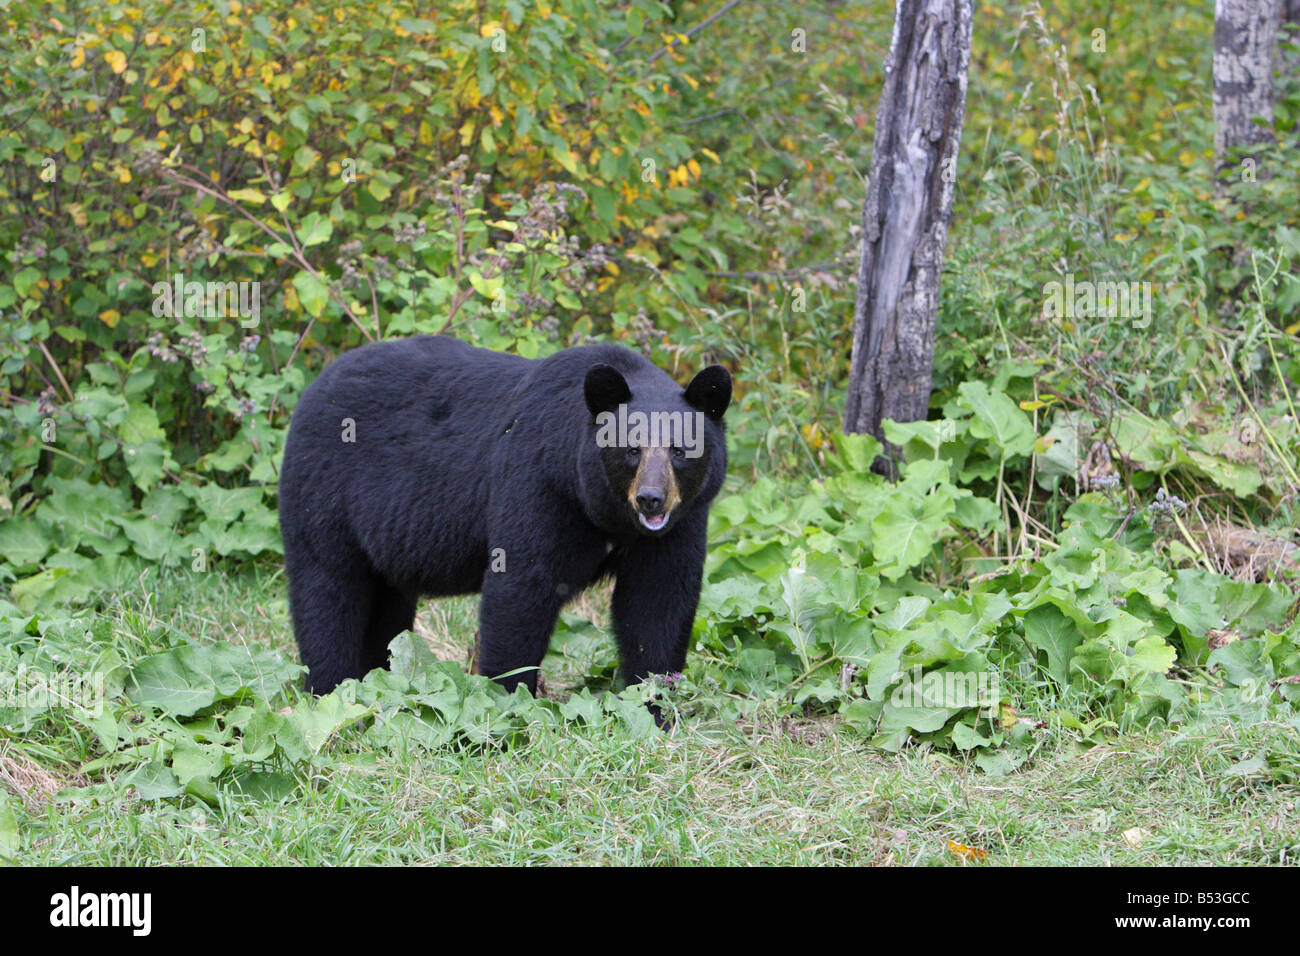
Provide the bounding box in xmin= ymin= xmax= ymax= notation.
xmin=671 ymin=447 xmax=685 ymax=460
xmin=627 ymin=447 xmax=640 ymax=459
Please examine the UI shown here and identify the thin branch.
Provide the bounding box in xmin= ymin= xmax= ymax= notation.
xmin=37 ymin=341 xmax=75 ymax=402
xmin=647 ymin=0 xmax=745 ymax=65
xmin=157 ymin=162 xmax=375 ymax=343
xmin=706 ymin=261 xmax=854 ymax=279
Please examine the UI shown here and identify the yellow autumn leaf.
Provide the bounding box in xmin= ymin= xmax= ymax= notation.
xmin=104 ymin=49 xmax=126 ymax=73
xmin=999 ymin=703 xmax=1017 ymax=729
xmin=70 ymin=46 xmax=85 ymax=68
xmin=552 ymin=146 xmax=579 ymax=175
xmin=99 ymin=309 xmax=121 ymax=328
xmin=228 ymin=188 xmax=267 ymax=204
xmin=948 ymin=840 xmax=987 ymax=862
xmin=701 ymin=147 xmax=720 ymax=163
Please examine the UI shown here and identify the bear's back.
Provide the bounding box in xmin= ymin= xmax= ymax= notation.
xmin=309 ymin=335 xmax=528 ymax=401
xmin=281 ymin=336 xmax=536 ymax=593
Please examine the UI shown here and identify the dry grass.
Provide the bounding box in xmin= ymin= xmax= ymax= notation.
xmin=0 ymin=745 xmax=85 ymax=809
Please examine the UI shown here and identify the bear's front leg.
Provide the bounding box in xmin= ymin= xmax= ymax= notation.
xmin=610 ymin=511 xmax=707 ymax=690
xmin=285 ymin=551 xmax=375 ymax=695
xmin=475 ymin=561 xmax=568 ymax=696
xmin=476 ymin=509 xmax=609 ymax=694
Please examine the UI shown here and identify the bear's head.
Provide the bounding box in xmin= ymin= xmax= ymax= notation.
xmin=584 ymin=362 xmax=731 ymax=534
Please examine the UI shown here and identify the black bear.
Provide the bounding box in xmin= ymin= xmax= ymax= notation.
xmin=278 ymin=335 xmax=731 ymax=700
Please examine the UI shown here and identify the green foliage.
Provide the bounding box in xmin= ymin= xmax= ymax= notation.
xmin=0 ymin=590 xmax=671 ymax=805
xmin=697 ymin=402 xmax=1299 ymax=773
xmin=1 ymin=0 xmax=759 ymax=590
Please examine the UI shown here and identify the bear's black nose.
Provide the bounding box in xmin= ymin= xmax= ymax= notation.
xmin=636 ymin=491 xmax=665 ymax=515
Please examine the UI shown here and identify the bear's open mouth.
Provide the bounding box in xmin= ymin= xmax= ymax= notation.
xmin=638 ymin=511 xmax=669 ymax=531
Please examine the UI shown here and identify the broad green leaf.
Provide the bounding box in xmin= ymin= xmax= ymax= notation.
xmin=957 ymin=382 xmax=1036 ymax=459
xmin=292 ymin=270 xmax=331 ymax=316
xmin=1023 ymin=604 xmax=1083 ymax=687
xmin=298 ymin=212 xmax=333 ymax=247
xmin=0 ymin=519 xmax=52 ymax=566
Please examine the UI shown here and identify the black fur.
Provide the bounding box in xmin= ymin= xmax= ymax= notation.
xmin=278 ymin=335 xmax=730 ymax=697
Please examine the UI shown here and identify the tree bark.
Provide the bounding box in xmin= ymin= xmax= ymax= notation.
xmin=843 ymin=0 xmax=973 ymax=476
xmin=1213 ymin=0 xmax=1282 ymax=185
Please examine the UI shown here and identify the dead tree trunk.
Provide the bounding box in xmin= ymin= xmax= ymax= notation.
xmin=1213 ymin=0 xmax=1282 ymax=187
xmin=843 ymin=0 xmax=973 ymax=476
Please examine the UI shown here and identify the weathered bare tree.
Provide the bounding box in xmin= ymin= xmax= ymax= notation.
xmin=1213 ymin=0 xmax=1283 ymax=186
xmin=843 ymin=0 xmax=973 ymax=476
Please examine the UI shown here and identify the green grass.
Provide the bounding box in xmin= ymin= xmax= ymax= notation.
xmin=3 ymin=569 xmax=1297 ymax=866
xmin=8 ymin=707 xmax=1299 ymax=865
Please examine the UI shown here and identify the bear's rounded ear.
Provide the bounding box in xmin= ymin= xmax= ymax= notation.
xmin=584 ymin=363 xmax=631 ymax=418
xmin=684 ymin=365 xmax=732 ymax=421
